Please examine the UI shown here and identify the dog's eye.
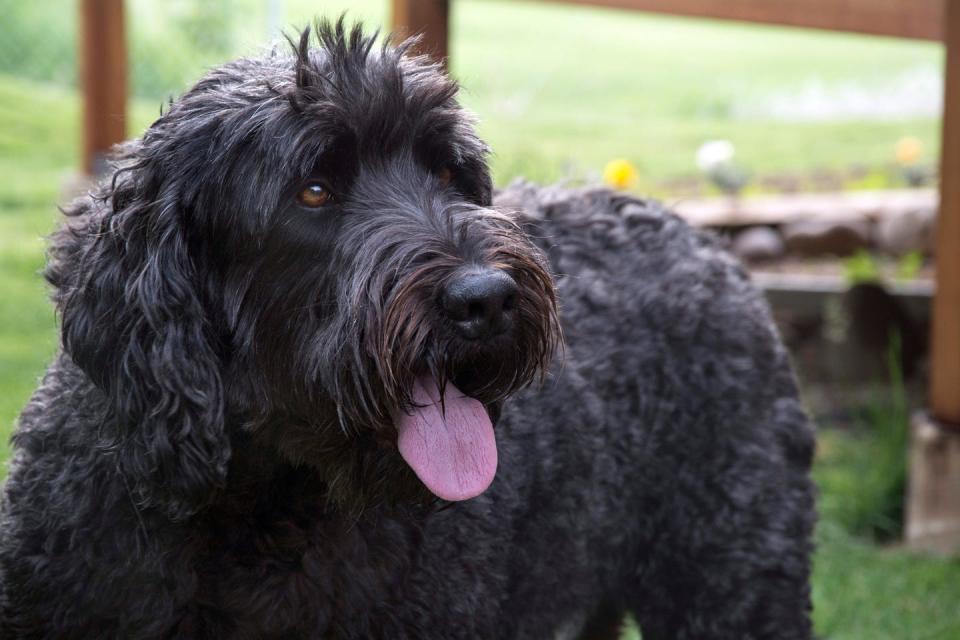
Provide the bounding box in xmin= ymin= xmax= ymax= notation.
xmin=297 ymin=183 xmax=333 ymax=208
xmin=437 ymin=167 xmax=453 ymax=187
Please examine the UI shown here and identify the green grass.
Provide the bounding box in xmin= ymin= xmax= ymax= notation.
xmin=7 ymin=0 xmax=943 ymax=188
xmin=155 ymin=0 xmax=943 ymax=189
xmin=623 ymin=520 xmax=960 ymax=640
xmin=620 ymin=522 xmax=960 ymax=640
xmin=812 ymin=426 xmax=960 ymax=639
xmin=1 ymin=2 xmax=958 ymax=636
xmin=0 ymin=76 xmax=73 ymax=463
xmin=449 ymin=1 xmax=942 ymax=189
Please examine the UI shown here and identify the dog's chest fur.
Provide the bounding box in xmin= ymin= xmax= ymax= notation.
xmin=180 ymin=462 xmax=496 ymax=638
xmin=175 ymin=426 xmax=607 ymax=639
xmin=191 ymin=511 xmax=414 ymax=636
xmin=180 ymin=457 xmax=418 ymax=636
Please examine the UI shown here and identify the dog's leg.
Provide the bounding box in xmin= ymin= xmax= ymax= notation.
xmin=632 ymin=571 xmax=813 ymax=640
xmin=626 ymin=471 xmax=815 ymax=639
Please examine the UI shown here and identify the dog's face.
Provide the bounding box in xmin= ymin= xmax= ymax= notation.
xmin=50 ymin=21 xmax=559 ymax=516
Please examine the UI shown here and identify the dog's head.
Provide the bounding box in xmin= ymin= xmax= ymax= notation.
xmin=49 ymin=20 xmax=559 ymax=517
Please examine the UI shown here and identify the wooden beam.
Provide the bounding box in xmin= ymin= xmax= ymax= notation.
xmin=931 ymin=0 xmax=960 ymax=426
xmin=79 ymin=0 xmax=127 ymax=176
xmin=672 ymin=189 xmax=936 ymax=229
xmin=391 ymin=0 xmax=450 ymax=67
xmin=908 ymin=0 xmax=960 ymax=555
xmin=542 ymin=0 xmax=943 ymax=41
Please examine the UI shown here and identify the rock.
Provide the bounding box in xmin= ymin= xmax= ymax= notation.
xmin=731 ymin=226 xmax=785 ymax=263
xmin=876 ymin=206 xmax=936 ymax=255
xmin=782 ymin=217 xmax=872 ymax=257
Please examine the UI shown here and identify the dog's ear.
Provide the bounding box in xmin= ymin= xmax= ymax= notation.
xmin=52 ymin=157 xmax=228 ymax=520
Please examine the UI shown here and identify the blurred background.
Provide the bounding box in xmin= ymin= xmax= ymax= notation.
xmin=1 ymin=1 xmax=959 ymax=638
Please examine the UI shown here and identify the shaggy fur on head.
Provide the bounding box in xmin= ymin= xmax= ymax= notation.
xmin=0 ymin=19 xmax=815 ymax=639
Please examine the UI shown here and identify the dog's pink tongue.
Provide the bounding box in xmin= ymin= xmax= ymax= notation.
xmin=395 ymin=376 xmax=497 ymax=501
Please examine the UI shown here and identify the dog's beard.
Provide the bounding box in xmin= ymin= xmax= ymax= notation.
xmin=369 ymin=237 xmax=558 ymax=503
xmin=243 ymin=212 xmax=559 ymax=510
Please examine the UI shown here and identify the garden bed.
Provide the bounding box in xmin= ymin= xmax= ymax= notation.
xmin=668 ymin=189 xmax=938 ymax=419
xmin=673 ymin=188 xmax=936 ymax=260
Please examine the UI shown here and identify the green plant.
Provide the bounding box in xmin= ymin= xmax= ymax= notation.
xmin=814 ymin=334 xmax=909 ymax=541
xmin=842 ymin=250 xmax=882 ymax=285
xmin=844 ymin=168 xmax=895 ymax=191
xmin=895 ymin=250 xmax=924 ymax=280
xmin=843 ymin=249 xmax=926 ymax=289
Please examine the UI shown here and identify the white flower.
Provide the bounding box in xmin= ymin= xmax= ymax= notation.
xmin=696 ymin=140 xmax=735 ymax=173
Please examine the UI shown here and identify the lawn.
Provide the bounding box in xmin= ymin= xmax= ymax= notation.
xmin=4 ymin=0 xmax=945 ymax=188
xmin=1 ymin=1 xmax=958 ymax=637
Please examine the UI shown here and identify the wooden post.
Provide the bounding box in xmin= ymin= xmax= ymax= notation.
xmin=391 ymin=0 xmax=450 ymax=67
xmin=931 ymin=1 xmax=960 ymax=427
xmin=906 ymin=0 xmax=960 ymax=555
xmin=79 ymin=0 xmax=127 ymax=176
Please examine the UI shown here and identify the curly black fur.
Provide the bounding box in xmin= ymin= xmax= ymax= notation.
xmin=0 ymin=19 xmax=815 ymax=639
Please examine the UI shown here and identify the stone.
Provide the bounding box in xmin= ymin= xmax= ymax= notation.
xmin=876 ymin=206 xmax=937 ymax=256
xmin=907 ymin=412 xmax=960 ymax=555
xmin=782 ymin=217 xmax=872 ymax=257
xmin=731 ymin=226 xmax=785 ymax=263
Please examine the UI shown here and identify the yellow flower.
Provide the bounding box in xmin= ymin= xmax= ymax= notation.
xmin=895 ymin=137 xmax=923 ymax=167
xmin=603 ymin=159 xmax=638 ymax=190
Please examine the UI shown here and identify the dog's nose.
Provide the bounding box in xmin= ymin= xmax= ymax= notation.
xmin=442 ymin=269 xmax=518 ymax=340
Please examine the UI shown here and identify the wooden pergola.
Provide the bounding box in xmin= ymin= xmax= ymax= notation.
xmin=81 ymin=0 xmax=960 ymax=552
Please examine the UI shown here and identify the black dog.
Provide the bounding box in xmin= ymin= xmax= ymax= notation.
xmin=0 ymin=21 xmax=815 ymax=639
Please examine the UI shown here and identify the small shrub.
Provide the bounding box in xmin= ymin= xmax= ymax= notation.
xmin=814 ymin=335 xmax=909 ymax=542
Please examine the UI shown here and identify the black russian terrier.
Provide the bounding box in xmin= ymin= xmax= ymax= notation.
xmin=0 ymin=21 xmax=816 ymax=639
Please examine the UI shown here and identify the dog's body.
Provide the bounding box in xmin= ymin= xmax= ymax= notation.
xmin=0 ymin=23 xmax=814 ymax=639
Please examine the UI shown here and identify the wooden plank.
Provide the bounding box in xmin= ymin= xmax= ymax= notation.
xmin=931 ymin=0 xmax=960 ymax=426
xmin=79 ymin=0 xmax=127 ymax=176
xmin=542 ymin=0 xmax=943 ymax=41
xmin=672 ymin=189 xmax=936 ymax=228
xmin=391 ymin=0 xmax=450 ymax=67
xmin=753 ymin=272 xmax=934 ymax=322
